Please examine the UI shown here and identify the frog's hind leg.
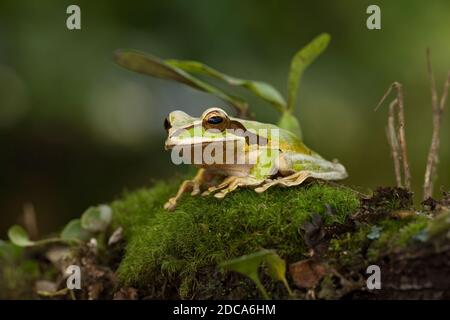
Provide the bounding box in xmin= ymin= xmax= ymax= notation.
xmin=202 ymin=176 xmax=263 ymax=199
xmin=164 ymin=169 xmax=207 ymax=211
xmin=254 ymin=171 xmax=310 ymax=193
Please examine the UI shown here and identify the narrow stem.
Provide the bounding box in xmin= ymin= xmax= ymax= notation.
xmin=251 ymin=275 xmax=270 ymax=300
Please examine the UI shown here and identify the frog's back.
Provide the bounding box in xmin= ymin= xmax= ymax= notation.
xmin=236 ymin=118 xmax=313 ymax=155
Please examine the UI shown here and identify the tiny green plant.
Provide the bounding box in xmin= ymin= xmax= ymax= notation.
xmin=7 ymin=225 xmax=36 ymax=247
xmin=7 ymin=204 xmax=113 ymax=247
xmin=80 ymin=205 xmax=112 ymax=233
xmin=219 ymin=249 xmax=292 ymax=299
xmin=60 ymin=219 xmax=91 ymax=242
xmin=114 ymin=33 xmax=330 ymax=139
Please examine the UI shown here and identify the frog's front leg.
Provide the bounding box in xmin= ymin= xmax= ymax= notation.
xmin=202 ymin=176 xmax=263 ymax=199
xmin=164 ymin=168 xmax=208 ymax=211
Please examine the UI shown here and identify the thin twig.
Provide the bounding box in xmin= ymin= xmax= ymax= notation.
xmin=386 ymin=99 xmax=402 ymax=187
xmin=423 ymin=50 xmax=450 ymax=199
xmin=395 ymin=83 xmax=411 ymax=189
xmin=376 ymin=83 xmax=411 ymax=189
xmin=374 ymin=84 xmax=394 ymax=111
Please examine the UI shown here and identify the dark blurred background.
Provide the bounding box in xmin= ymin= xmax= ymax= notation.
xmin=1 ymin=0 xmax=450 ymax=238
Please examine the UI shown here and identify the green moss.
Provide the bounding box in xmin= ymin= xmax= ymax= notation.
xmin=328 ymin=226 xmax=372 ymax=266
xmin=328 ymin=214 xmax=430 ymax=267
xmin=426 ymin=210 xmax=450 ymax=238
xmin=111 ymin=179 xmax=359 ymax=298
xmin=366 ymin=215 xmax=429 ymax=261
xmin=111 ymin=181 xmax=177 ymax=236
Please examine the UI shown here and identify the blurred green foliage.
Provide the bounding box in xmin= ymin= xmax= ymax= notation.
xmin=1 ymin=0 xmax=450 ymax=236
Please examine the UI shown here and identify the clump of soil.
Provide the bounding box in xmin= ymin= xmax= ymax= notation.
xmin=422 ymin=190 xmax=450 ymax=212
xmin=357 ymin=187 xmax=413 ymax=222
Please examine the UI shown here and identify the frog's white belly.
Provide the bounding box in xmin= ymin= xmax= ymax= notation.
xmin=197 ymin=163 xmax=253 ymax=177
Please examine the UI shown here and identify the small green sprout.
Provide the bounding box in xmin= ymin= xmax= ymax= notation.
xmin=220 ymin=249 xmax=292 ymax=299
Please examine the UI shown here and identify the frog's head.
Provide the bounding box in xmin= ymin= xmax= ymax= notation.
xmin=164 ymin=107 xmax=249 ymax=150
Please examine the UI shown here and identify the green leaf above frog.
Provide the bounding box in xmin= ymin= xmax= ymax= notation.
xmin=115 ymin=33 xmax=347 ymax=211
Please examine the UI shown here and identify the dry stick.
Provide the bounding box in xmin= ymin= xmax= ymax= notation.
xmin=395 ymin=83 xmax=411 ymax=190
xmin=423 ymin=49 xmax=438 ymax=200
xmin=386 ymin=99 xmax=402 ymax=187
xmin=375 ymin=83 xmax=411 ymax=189
xmin=423 ymin=50 xmax=450 ymax=199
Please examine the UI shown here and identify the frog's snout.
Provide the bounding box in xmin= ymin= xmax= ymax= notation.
xmin=164 ymin=136 xmax=179 ymax=150
xmin=164 ymin=139 xmax=173 ymax=151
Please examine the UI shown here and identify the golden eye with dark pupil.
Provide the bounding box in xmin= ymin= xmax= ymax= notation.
xmin=207 ymin=116 xmax=223 ymax=125
xmin=164 ymin=117 xmax=171 ymax=131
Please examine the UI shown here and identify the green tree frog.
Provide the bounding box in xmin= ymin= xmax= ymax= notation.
xmin=163 ymin=107 xmax=347 ymax=210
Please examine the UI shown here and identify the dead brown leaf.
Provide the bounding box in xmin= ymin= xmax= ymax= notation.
xmin=289 ymin=259 xmax=327 ymax=289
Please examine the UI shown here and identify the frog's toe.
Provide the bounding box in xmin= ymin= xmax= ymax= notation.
xmin=163 ymin=197 xmax=177 ymax=211
xmin=214 ymin=184 xmax=239 ymax=198
xmin=214 ymin=192 xmax=226 ymax=199
xmin=202 ymin=185 xmax=225 ymax=197
xmin=255 ymin=184 xmax=272 ymax=193
xmin=191 ymin=183 xmax=201 ymax=196
xmin=215 ymin=177 xmax=262 ymax=198
xmin=204 ymin=177 xmax=234 ymax=195
xmin=205 ymin=186 xmax=224 ymax=195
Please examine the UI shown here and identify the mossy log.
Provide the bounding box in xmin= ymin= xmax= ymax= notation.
xmin=1 ymin=179 xmax=450 ymax=299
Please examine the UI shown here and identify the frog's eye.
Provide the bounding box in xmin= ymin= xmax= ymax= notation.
xmin=203 ymin=109 xmax=230 ymax=131
xmin=207 ymin=116 xmax=223 ymax=125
